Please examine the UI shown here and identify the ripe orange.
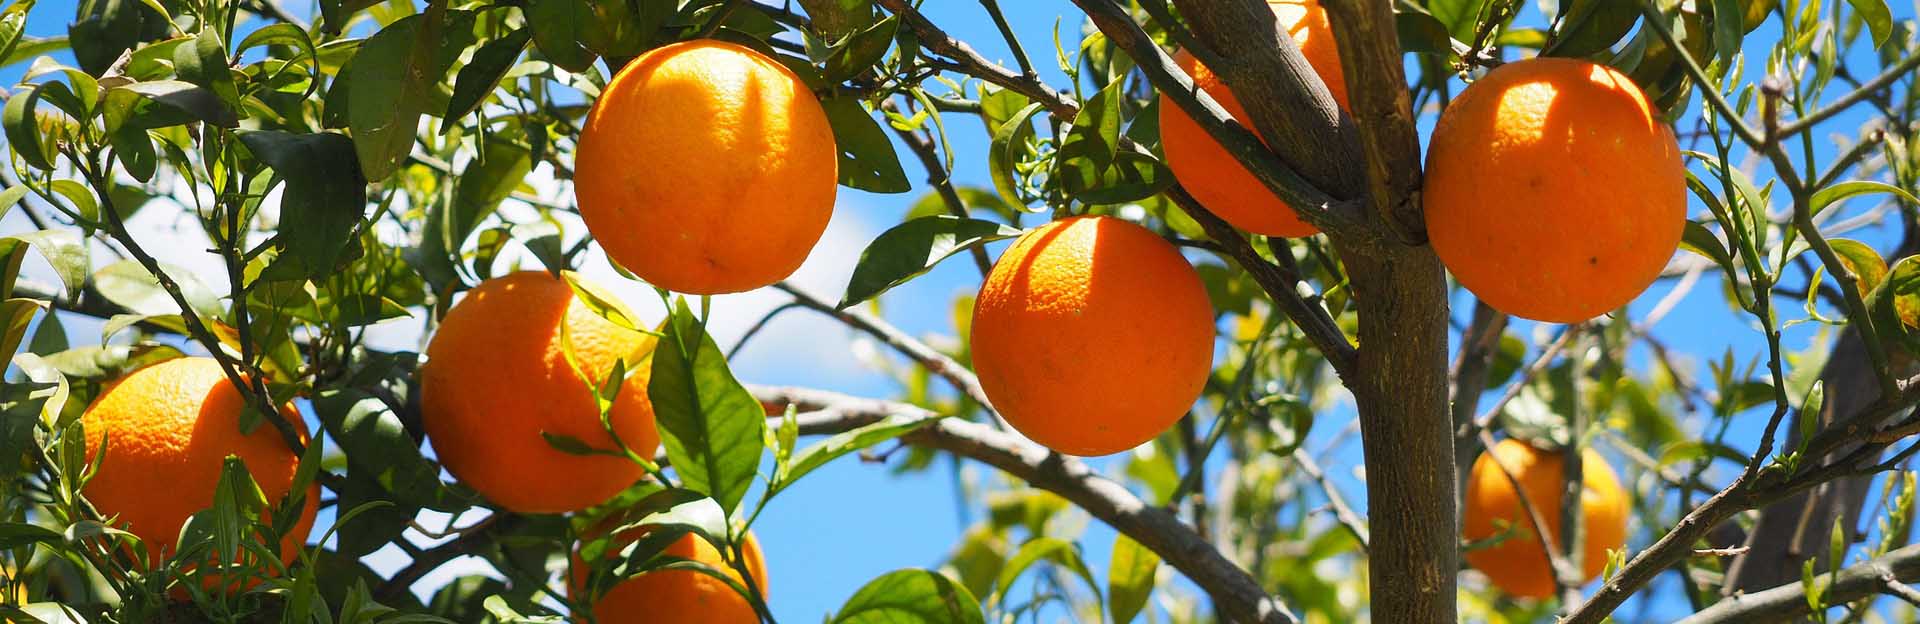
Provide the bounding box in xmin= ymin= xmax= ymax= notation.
xmin=80 ymin=357 xmax=317 ymax=564
xmin=1463 ymin=438 xmax=1629 ymax=599
xmin=971 ymin=216 xmax=1215 ymax=456
xmin=1423 ymin=57 xmax=1685 ymax=323
xmin=576 ymin=530 xmax=768 ymax=623
xmin=420 ymin=271 xmax=660 ymax=513
xmin=1158 ymin=0 xmax=1347 ymax=238
xmin=574 ymin=39 xmax=838 ymax=295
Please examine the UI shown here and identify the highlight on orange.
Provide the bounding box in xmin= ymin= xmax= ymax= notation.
xmin=970 ymin=216 xmax=1216 ymax=456
xmin=574 ymin=39 xmax=839 ymax=295
xmin=1463 ymin=438 xmax=1630 ymax=598
xmin=1423 ymin=57 xmax=1686 ymax=323
xmin=1157 ymin=0 xmax=1346 ymax=238
xmin=419 ymin=271 xmax=660 ymax=513
xmin=80 ymin=357 xmax=318 ymax=565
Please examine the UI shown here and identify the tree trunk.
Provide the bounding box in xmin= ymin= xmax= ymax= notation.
xmin=1347 ymin=248 xmax=1458 ymax=622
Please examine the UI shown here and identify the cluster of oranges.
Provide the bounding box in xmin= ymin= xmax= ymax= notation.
xmin=73 ymin=0 xmax=1682 ymax=612
xmin=1155 ymin=0 xmax=1659 ymax=595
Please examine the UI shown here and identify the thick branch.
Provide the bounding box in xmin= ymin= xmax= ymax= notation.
xmin=1164 ymin=0 xmax=1365 ymax=200
xmin=1319 ymin=0 xmax=1425 ymax=242
xmin=752 ymin=385 xmax=1302 ymax=624
xmin=1679 ymin=543 xmax=1920 ymax=624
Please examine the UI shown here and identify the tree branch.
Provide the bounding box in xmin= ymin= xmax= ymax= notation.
xmin=752 ymin=385 xmax=1303 ymax=624
xmin=1678 ymin=543 xmax=1920 ymax=624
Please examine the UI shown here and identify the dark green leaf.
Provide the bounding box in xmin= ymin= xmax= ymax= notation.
xmin=823 ymin=15 xmax=898 ymax=83
xmin=444 ymin=29 xmax=531 ymax=126
xmin=795 ymin=0 xmax=873 ymax=38
xmin=648 ymin=299 xmax=765 ymax=516
xmin=821 ymin=94 xmax=910 ymax=194
xmin=447 ymin=138 xmax=532 ymax=249
xmin=833 ymin=569 xmax=984 ymax=624
xmin=238 ymin=129 xmax=368 ymax=278
xmin=0 ymin=0 xmax=35 ymax=70
xmin=174 ymin=30 xmax=239 ymax=108
xmin=102 ymin=80 xmax=239 ymax=130
xmin=1396 ymin=8 xmax=1458 ymax=57
xmin=840 ymin=216 xmax=1021 ymax=307
xmin=346 ymin=11 xmax=453 ymax=181
xmin=987 ymin=102 xmax=1045 ymax=210
xmin=526 ymin=0 xmax=597 ymax=72
xmin=1544 ymin=0 xmax=1639 ymax=57
xmin=3 ymin=83 xmax=53 ymax=170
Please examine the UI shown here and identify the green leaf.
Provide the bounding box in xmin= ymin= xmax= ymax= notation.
xmin=1845 ymin=0 xmax=1893 ymax=46
xmin=317 ymin=0 xmax=380 ymax=34
xmin=1711 ymin=0 xmax=1744 ymax=60
xmin=236 ymin=23 xmax=322 ymax=99
xmin=7 ymin=229 xmax=87 ymax=297
xmin=1107 ymin=534 xmax=1159 ymax=624
xmin=91 ymin=259 xmax=221 ymax=319
xmin=102 ymin=80 xmax=240 ymax=131
xmin=0 ymin=298 xmax=42 ymax=360
xmin=210 ymin=455 xmax=269 ymax=562
xmin=795 ymin=0 xmax=873 ymax=38
xmin=562 ymin=269 xmax=646 ymax=333
xmin=1810 ymin=180 xmax=1918 ymax=218
xmin=993 ymin=537 xmax=1102 ymax=620
xmin=444 ymin=29 xmax=531 ymax=126
xmin=1429 ymin=0 xmax=1497 ymax=40
xmin=1827 ymin=238 xmax=1888 ymax=296
xmin=238 ymin=130 xmax=369 ymax=278
xmin=988 ymin=102 xmax=1045 ymax=211
xmin=840 ymin=216 xmax=1022 ymax=308
xmin=1065 ymin=81 xmax=1122 ymax=171
xmin=446 ymin=138 xmax=532 ymax=250
xmin=1543 ymin=0 xmax=1640 ymax=57
xmin=3 ymin=83 xmax=53 ymax=170
xmin=0 ymin=522 xmax=60 ymax=549
xmin=525 ymin=0 xmax=597 ymax=73
xmin=0 ymin=0 xmax=35 ymax=71
xmin=174 ymin=30 xmax=239 ymax=108
xmin=832 ymin=569 xmax=984 ymax=624
xmin=648 ymin=299 xmax=766 ymax=516
xmin=821 ymin=94 xmax=910 ymax=194
xmin=780 ymin=413 xmax=935 ymax=487
xmin=1395 ymin=9 xmax=1458 ymax=57
xmin=823 ymin=15 xmax=898 ymax=83
xmin=346 ymin=11 xmax=451 ymax=181
xmin=1679 ymin=220 xmax=1738 ymax=278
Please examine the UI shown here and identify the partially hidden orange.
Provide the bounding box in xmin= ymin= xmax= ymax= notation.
xmin=575 ymin=39 xmax=838 ymax=295
xmin=81 ymin=357 xmax=318 ymax=565
xmin=421 ymin=271 xmax=660 ymax=513
xmin=971 ymin=216 xmax=1215 ymax=456
xmin=575 ymin=530 xmax=768 ymax=623
xmin=1423 ymin=57 xmax=1685 ymax=323
xmin=1463 ymin=438 xmax=1630 ymax=599
xmin=1158 ymin=0 xmax=1347 ymax=238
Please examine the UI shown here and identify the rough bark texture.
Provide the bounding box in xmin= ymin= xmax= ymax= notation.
xmin=1347 ymin=250 xmax=1458 ymax=621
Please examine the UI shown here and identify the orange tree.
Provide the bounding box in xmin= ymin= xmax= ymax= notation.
xmin=0 ymin=0 xmax=1919 ymax=621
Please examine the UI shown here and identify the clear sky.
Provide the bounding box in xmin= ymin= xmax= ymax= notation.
xmin=4 ymin=0 xmax=1919 ymax=621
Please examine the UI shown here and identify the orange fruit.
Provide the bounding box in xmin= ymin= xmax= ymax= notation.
xmin=575 ymin=530 xmax=768 ymax=623
xmin=1423 ymin=57 xmax=1685 ymax=323
xmin=80 ymin=357 xmax=317 ymax=564
xmin=971 ymin=216 xmax=1215 ymax=456
xmin=1158 ymin=0 xmax=1346 ymax=238
xmin=1463 ymin=438 xmax=1629 ymax=599
xmin=574 ymin=39 xmax=838 ymax=295
xmin=421 ymin=271 xmax=660 ymax=513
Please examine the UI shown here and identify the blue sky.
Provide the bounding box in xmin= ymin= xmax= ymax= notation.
xmin=5 ymin=0 xmax=1920 ymax=621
